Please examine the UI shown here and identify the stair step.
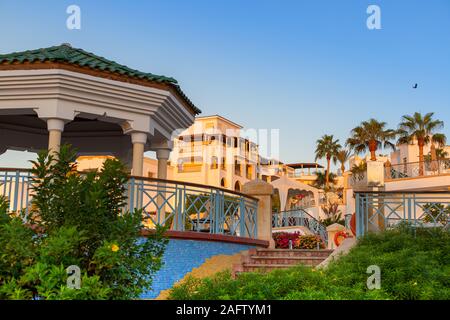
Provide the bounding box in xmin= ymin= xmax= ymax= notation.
xmin=242 ymin=262 xmax=320 ymax=272
xmin=249 ymin=256 xmax=325 ymax=263
xmin=254 ymin=249 xmax=333 ymax=256
xmin=255 ymin=249 xmax=333 ymax=253
xmin=232 ymin=248 xmax=333 ymax=276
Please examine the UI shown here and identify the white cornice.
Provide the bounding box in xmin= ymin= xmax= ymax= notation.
xmin=0 ymin=69 xmax=195 ymax=140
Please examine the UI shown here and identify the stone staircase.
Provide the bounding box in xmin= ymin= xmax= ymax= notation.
xmin=232 ymin=248 xmax=333 ymax=276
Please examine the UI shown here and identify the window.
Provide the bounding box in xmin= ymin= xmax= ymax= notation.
xmin=246 ymin=164 xmax=252 ymax=180
xmin=211 ymin=156 xmax=218 ymax=169
xmin=221 ymin=157 xmax=226 ymax=170
xmin=220 ymin=178 xmax=226 ymax=187
xmin=234 ymin=181 xmax=242 ymax=192
xmin=235 ymin=159 xmax=242 ymax=176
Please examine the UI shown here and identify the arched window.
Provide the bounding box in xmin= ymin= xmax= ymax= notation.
xmin=234 ymin=181 xmax=242 ymax=192
xmin=220 ymin=178 xmax=226 ymax=187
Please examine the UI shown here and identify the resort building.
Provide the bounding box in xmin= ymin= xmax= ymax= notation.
xmin=259 ymin=158 xmax=294 ymax=183
xmin=286 ymin=162 xmax=324 ymax=186
xmin=170 ymin=115 xmax=259 ymax=192
xmin=343 ymin=136 xmax=450 ymax=220
xmin=346 ymin=138 xmax=450 ymax=193
xmin=76 ymin=155 xmax=175 ymax=179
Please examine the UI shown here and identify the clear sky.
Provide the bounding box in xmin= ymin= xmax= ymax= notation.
xmin=0 ymin=0 xmax=449 ymax=169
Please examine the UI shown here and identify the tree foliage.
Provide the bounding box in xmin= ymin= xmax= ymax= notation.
xmin=346 ymin=118 xmax=396 ymax=161
xmin=0 ymin=145 xmax=167 ymax=299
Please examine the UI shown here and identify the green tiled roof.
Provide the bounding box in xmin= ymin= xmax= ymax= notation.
xmin=0 ymin=44 xmax=201 ymax=114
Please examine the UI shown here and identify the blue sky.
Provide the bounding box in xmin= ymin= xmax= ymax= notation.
xmin=0 ymin=0 xmax=449 ymax=169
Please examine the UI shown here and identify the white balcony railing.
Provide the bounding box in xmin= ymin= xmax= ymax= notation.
xmin=386 ymin=159 xmax=450 ymax=180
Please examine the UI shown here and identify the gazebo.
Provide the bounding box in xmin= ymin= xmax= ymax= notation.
xmin=270 ymin=175 xmax=320 ymax=212
xmin=0 ymin=44 xmax=200 ymax=178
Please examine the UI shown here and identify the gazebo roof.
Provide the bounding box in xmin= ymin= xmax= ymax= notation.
xmin=0 ymin=44 xmax=201 ymax=114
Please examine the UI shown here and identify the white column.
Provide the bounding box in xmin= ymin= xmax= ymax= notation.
xmin=47 ymin=118 xmax=66 ymax=158
xmin=131 ymin=132 xmax=147 ymax=176
xmin=154 ymin=146 xmax=171 ymax=226
xmin=156 ymin=148 xmax=171 ymax=179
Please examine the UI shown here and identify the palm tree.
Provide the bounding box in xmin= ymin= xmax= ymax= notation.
xmin=424 ymin=148 xmax=449 ymax=161
xmin=346 ymin=118 xmax=397 ymax=161
xmin=336 ymin=149 xmax=351 ymax=175
xmin=397 ymin=112 xmax=446 ymax=175
xmin=314 ymin=135 xmax=341 ymax=189
xmin=436 ymin=148 xmax=449 ymax=160
xmin=313 ymin=171 xmax=338 ymax=190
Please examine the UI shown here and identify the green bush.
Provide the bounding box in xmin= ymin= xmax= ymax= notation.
xmin=169 ymin=226 xmax=450 ymax=300
xmin=422 ymin=203 xmax=450 ymax=224
xmin=0 ymin=145 xmax=168 ymax=300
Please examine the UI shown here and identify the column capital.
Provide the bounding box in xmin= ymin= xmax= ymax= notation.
xmin=46 ymin=118 xmax=67 ymax=132
xmin=130 ymin=132 xmax=148 ymax=145
xmin=152 ymin=140 xmax=173 ymax=151
xmin=155 ymin=148 xmax=171 ymax=160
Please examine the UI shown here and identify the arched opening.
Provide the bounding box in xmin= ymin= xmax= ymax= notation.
xmin=286 ymin=188 xmax=315 ymax=210
xmin=234 ymin=181 xmax=242 ymax=192
xmin=220 ymin=178 xmax=226 ymax=187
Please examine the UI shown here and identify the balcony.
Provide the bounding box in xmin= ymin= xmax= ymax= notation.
xmin=386 ymin=159 xmax=450 ymax=181
xmin=288 ymin=172 xmax=318 ymax=181
xmin=0 ymin=168 xmax=259 ymax=238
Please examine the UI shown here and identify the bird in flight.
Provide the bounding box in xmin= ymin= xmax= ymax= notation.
xmin=413 ymin=83 xmax=418 ymax=89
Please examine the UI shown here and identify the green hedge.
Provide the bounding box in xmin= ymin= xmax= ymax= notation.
xmin=169 ymin=225 xmax=450 ymax=300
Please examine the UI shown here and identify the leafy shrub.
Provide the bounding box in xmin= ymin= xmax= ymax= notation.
xmin=0 ymin=145 xmax=168 ymax=299
xmin=320 ymin=202 xmax=344 ymax=227
xmin=273 ymin=232 xmax=325 ymax=249
xmin=169 ymin=226 xmax=450 ymax=300
xmin=0 ymin=196 xmax=8 ymax=216
xmin=422 ymin=203 xmax=450 ymax=224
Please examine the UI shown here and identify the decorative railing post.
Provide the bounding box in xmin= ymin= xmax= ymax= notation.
xmin=243 ymin=180 xmax=274 ymax=248
xmin=326 ymin=223 xmax=346 ymax=250
xmin=12 ymin=170 xmax=20 ymax=213
xmin=173 ymin=184 xmax=184 ymax=231
xmin=239 ymin=196 xmax=246 ymax=237
xmin=355 ymin=192 xmax=364 ymax=237
xmin=213 ymin=189 xmax=223 ymax=234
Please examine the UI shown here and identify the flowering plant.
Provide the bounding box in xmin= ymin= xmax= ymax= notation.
xmin=273 ymin=232 xmax=325 ymax=249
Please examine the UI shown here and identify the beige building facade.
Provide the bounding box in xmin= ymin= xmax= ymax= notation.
xmin=170 ymin=115 xmax=259 ymax=192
